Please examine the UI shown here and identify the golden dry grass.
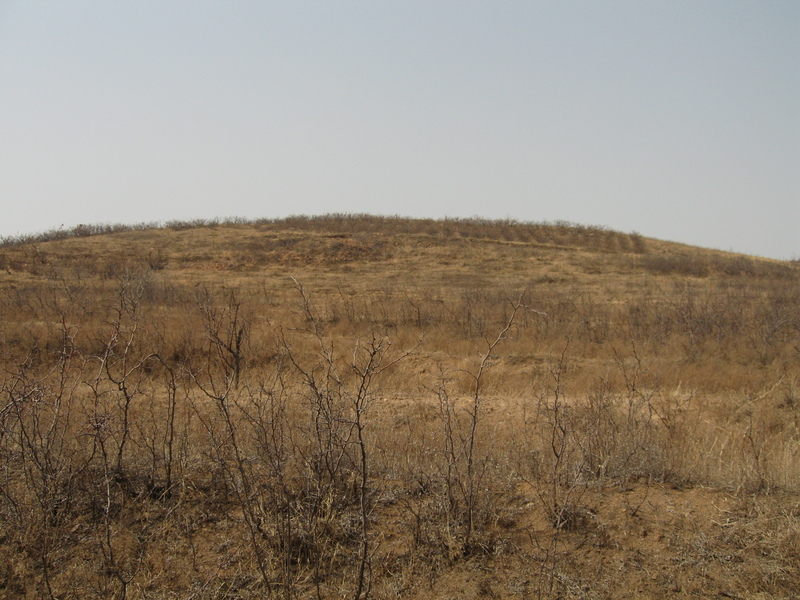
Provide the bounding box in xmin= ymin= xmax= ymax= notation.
xmin=0 ymin=215 xmax=798 ymax=599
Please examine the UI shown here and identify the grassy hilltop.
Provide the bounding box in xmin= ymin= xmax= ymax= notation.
xmin=1 ymin=215 xmax=798 ymax=599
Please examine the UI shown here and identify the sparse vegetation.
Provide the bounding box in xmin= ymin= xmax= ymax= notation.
xmin=0 ymin=214 xmax=798 ymax=599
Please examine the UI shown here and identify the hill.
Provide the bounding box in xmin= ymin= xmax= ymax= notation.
xmin=0 ymin=215 xmax=798 ymax=599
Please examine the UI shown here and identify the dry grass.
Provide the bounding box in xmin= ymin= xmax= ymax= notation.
xmin=0 ymin=215 xmax=798 ymax=599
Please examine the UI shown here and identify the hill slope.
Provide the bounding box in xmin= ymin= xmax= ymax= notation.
xmin=0 ymin=215 xmax=798 ymax=599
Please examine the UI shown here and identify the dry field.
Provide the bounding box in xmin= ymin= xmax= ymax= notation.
xmin=0 ymin=215 xmax=798 ymax=599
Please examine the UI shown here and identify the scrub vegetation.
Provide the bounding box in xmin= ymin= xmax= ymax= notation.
xmin=1 ymin=214 xmax=798 ymax=599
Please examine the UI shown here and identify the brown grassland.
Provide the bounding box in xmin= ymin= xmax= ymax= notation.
xmin=0 ymin=214 xmax=798 ymax=599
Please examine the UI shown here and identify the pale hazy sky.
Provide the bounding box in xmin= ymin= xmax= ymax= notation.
xmin=1 ymin=1 xmax=798 ymax=258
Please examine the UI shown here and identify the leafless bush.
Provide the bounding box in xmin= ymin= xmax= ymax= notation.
xmin=421 ymin=297 xmax=523 ymax=557
xmin=0 ymin=325 xmax=89 ymax=598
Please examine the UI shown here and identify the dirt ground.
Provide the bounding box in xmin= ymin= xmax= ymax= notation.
xmin=382 ymin=483 xmax=799 ymax=600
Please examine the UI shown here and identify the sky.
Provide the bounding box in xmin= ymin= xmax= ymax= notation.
xmin=1 ymin=1 xmax=798 ymax=259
